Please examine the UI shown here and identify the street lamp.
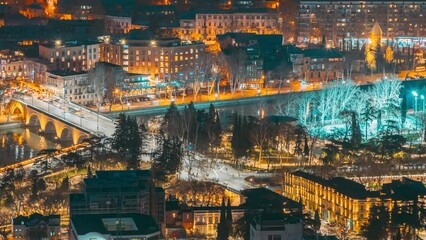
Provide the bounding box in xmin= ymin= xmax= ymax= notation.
xmin=215 ymin=93 xmax=218 ymax=101
xmin=127 ymin=102 xmax=130 ymax=110
xmin=412 ymin=91 xmax=418 ymax=112
xmin=257 ymin=88 xmax=261 ymax=96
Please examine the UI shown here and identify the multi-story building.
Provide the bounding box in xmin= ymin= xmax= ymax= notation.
xmin=39 ymin=40 xmax=101 ymax=72
xmin=104 ymin=15 xmax=132 ymax=34
xmin=45 ymin=70 xmax=95 ymax=105
xmin=69 ymin=170 xmax=165 ymax=225
xmin=298 ymin=0 xmax=426 ymax=44
xmin=289 ymin=47 xmax=344 ymax=82
xmin=100 ymin=41 xmax=123 ymax=66
xmin=165 ymin=188 xmax=302 ymax=239
xmin=101 ymin=35 xmax=206 ymax=83
xmin=12 ymin=213 xmax=61 ymax=240
xmin=0 ymin=57 xmax=47 ymax=83
xmin=283 ymin=171 xmax=426 ymax=234
xmin=190 ymin=8 xmax=279 ymax=44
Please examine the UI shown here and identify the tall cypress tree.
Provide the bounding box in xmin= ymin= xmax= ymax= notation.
xmin=112 ymin=113 xmax=128 ymax=155
xmin=217 ymin=197 xmax=229 ymax=240
xmin=231 ymin=113 xmax=242 ymax=162
xmin=208 ymin=104 xmax=222 ymax=150
xmin=226 ymin=198 xmax=233 ymax=237
xmin=161 ymin=102 xmax=182 ymax=138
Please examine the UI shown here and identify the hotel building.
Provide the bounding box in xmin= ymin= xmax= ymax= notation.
xmin=100 ymin=36 xmax=206 ymax=83
xmin=283 ymin=171 xmax=426 ymax=233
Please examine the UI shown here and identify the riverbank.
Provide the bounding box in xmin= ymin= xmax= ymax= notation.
xmin=0 ymin=121 xmax=22 ymax=130
xmin=103 ymin=78 xmax=426 ymax=118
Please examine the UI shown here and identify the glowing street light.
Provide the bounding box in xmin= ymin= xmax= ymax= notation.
xmin=257 ymin=89 xmax=261 ymax=96
xmin=413 ymin=91 xmax=418 ymax=113
xmin=215 ymin=93 xmax=218 ymax=101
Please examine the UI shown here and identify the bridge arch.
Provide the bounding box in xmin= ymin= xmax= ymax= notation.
xmin=27 ymin=114 xmax=41 ymax=127
xmin=45 ymin=121 xmax=57 ymax=135
xmin=77 ymin=134 xmax=89 ymax=144
xmin=11 ymin=105 xmax=24 ymax=120
xmin=60 ymin=127 xmax=73 ymax=141
xmin=10 ymin=101 xmax=25 ymax=119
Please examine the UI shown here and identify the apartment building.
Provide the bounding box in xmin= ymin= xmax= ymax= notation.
xmin=39 ymin=40 xmax=100 ymax=72
xmin=45 ymin=70 xmax=95 ymax=105
xmin=298 ymin=0 xmax=426 ymax=43
xmin=186 ymin=8 xmax=279 ymax=44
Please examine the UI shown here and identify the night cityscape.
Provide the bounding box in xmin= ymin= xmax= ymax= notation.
xmin=0 ymin=0 xmax=425 ymax=239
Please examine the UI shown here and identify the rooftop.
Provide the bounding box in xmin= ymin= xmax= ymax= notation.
xmin=13 ymin=213 xmax=60 ymax=227
xmin=71 ymin=213 xmax=160 ymax=236
xmin=241 ymin=188 xmax=302 ymax=210
xmin=41 ymin=40 xmax=100 ymax=48
xmin=291 ymin=171 xmax=378 ymax=199
xmin=195 ymin=8 xmax=276 ymax=14
xmin=47 ymin=70 xmax=87 ymax=76
xmin=381 ymin=177 xmax=426 ymax=200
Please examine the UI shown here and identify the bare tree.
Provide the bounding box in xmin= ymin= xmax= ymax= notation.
xmin=224 ymin=48 xmax=247 ymax=97
xmin=88 ymin=62 xmax=124 ymax=111
xmin=249 ymin=117 xmax=273 ymax=168
xmin=191 ymin=52 xmax=218 ymax=101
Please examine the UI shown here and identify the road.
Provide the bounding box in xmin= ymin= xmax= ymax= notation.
xmin=15 ymin=95 xmax=116 ymax=137
xmin=179 ymin=154 xmax=254 ymax=192
xmin=95 ymin=74 xmax=390 ymax=113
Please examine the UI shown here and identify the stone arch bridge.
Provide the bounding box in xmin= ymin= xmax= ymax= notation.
xmin=9 ymin=99 xmax=90 ymax=145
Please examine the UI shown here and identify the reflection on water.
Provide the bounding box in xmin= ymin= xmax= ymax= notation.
xmin=0 ymin=127 xmax=72 ymax=167
xmin=137 ymin=97 xmax=281 ymax=126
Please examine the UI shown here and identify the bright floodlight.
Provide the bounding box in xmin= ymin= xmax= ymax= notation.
xmin=421 ymin=95 xmax=425 ymax=100
xmin=412 ymin=91 xmax=418 ymax=97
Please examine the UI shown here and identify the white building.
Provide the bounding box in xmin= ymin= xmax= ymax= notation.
xmin=45 ymin=70 xmax=95 ymax=105
xmin=193 ymin=9 xmax=279 ymax=44
xmin=250 ymin=214 xmax=303 ymax=240
xmin=39 ymin=40 xmax=100 ymax=72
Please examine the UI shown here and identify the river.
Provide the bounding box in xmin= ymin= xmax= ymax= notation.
xmin=0 ymin=127 xmax=72 ymax=166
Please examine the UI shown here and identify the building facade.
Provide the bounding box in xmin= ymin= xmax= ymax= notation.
xmin=104 ymin=15 xmax=132 ymax=34
xmin=289 ymin=47 xmax=344 ymax=82
xmin=284 ymin=171 xmax=387 ymax=233
xmin=39 ymin=41 xmax=100 ymax=72
xmin=12 ymin=213 xmax=60 ymax=240
xmin=192 ymin=9 xmax=279 ymax=44
xmin=45 ymin=70 xmax=96 ymax=105
xmin=101 ymin=37 xmax=206 ymax=83
xmin=298 ymin=0 xmax=426 ymax=43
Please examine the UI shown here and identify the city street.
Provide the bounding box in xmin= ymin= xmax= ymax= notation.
xmin=179 ymin=153 xmax=254 ymax=192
